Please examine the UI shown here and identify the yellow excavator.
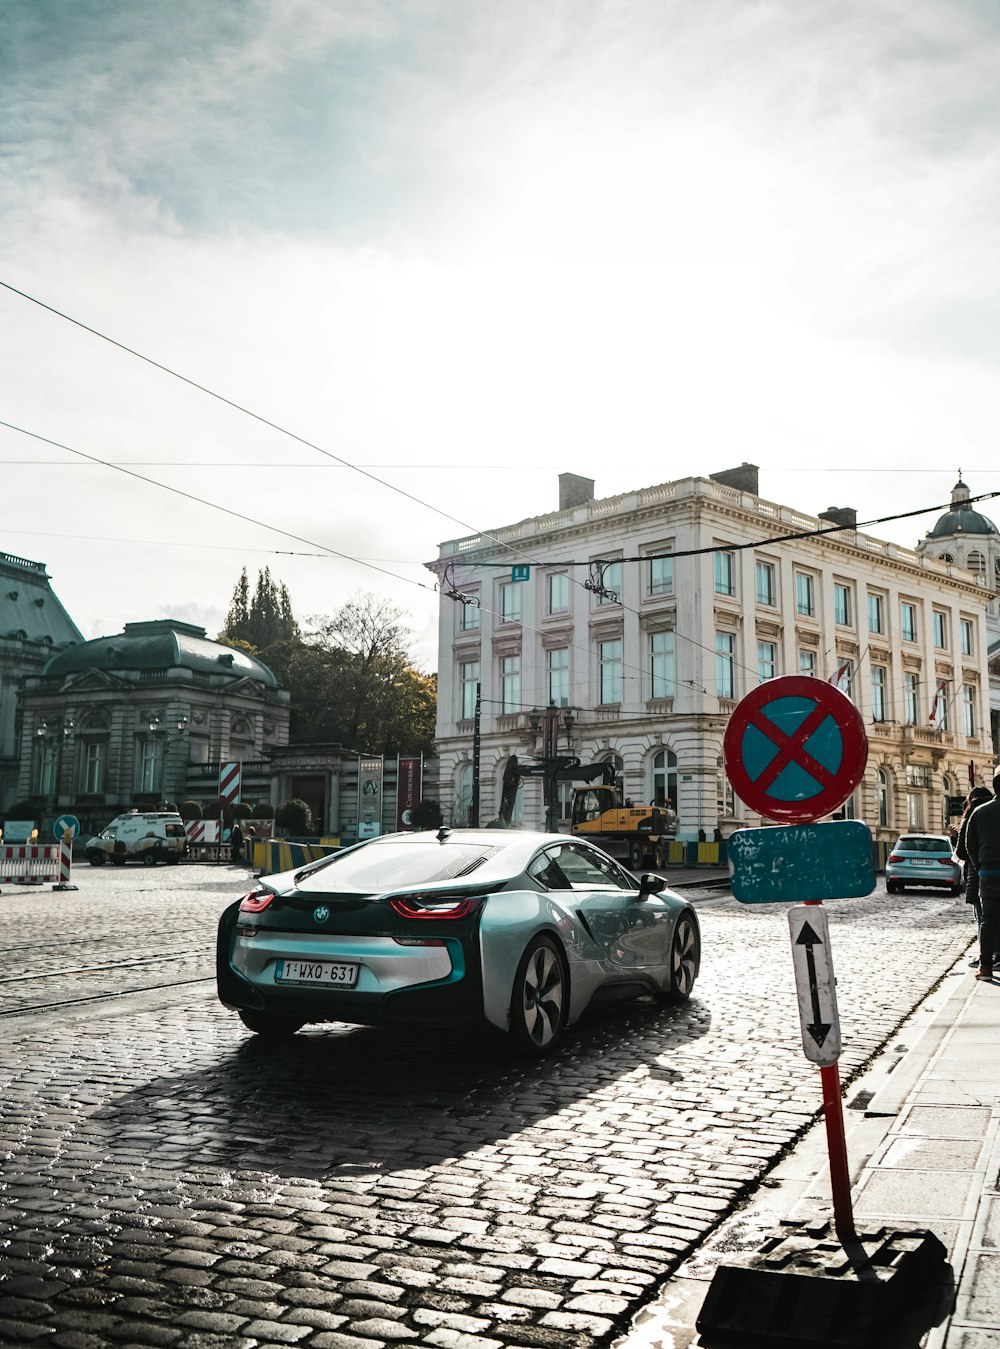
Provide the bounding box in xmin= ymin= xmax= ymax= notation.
xmin=499 ymin=757 xmax=676 ymax=869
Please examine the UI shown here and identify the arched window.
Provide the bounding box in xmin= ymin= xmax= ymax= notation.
xmin=452 ymin=764 xmax=473 ymax=826
xmin=876 ymin=769 xmax=890 ymax=828
xmin=967 ymin=550 xmax=986 ymax=576
xmin=941 ymin=774 xmax=956 ymax=832
xmin=939 ymin=552 xmax=954 ymax=564
xmin=651 ymin=749 xmax=678 ymax=813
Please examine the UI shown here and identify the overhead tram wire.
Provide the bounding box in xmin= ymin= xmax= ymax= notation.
xmin=4 ymin=280 xmax=995 ymax=696
xmin=0 ymin=419 xmax=437 ymax=599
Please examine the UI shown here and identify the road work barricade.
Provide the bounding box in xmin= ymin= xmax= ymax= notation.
xmin=0 ymin=838 xmax=78 ymax=892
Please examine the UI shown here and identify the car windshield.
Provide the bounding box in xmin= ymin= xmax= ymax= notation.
xmin=896 ymin=837 xmax=951 ymax=852
xmin=294 ymin=841 xmax=505 ymax=893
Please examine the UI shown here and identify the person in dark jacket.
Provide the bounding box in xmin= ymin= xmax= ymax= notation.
xmin=230 ymin=822 xmax=244 ymax=864
xmin=965 ymin=774 xmax=1000 ymax=980
xmin=956 ymin=786 xmax=993 ymax=963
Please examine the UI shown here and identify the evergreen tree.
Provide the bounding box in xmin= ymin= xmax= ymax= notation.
xmin=223 ymin=568 xmax=300 ymax=650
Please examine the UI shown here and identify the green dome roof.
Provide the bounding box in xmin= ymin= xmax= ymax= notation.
xmin=42 ymin=619 xmax=279 ymax=687
xmin=927 ymin=478 xmax=998 ymax=540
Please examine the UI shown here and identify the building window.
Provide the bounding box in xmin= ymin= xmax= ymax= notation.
xmin=795 ymin=572 xmax=815 ymax=617
xmin=500 ymin=583 xmax=521 ymax=624
xmin=900 ymin=602 xmax=917 ymax=643
xmin=80 ymin=740 xmax=107 ymax=794
xmin=460 ymin=661 xmax=480 ymax=719
xmin=961 ymin=618 xmax=974 ymax=657
xmin=460 ymin=594 xmax=480 ymax=630
xmin=755 ymin=560 xmax=776 ymax=607
xmin=596 ymin=561 xmax=622 ymax=606
xmin=599 ymin=639 xmax=623 ymax=704
xmin=932 ymin=683 xmax=950 ymax=731
xmin=714 ymin=550 xmax=735 ymax=597
xmin=933 ymin=610 xmax=948 ymax=649
xmin=967 ymin=549 xmax=986 ymax=576
xmin=907 ymin=792 xmax=923 ymax=830
xmin=548 ymin=647 xmax=569 ymax=706
xmin=500 ymin=655 xmax=520 ymax=714
xmin=453 ymin=764 xmax=473 ymax=827
xmin=757 ymin=640 xmax=777 ymax=683
xmin=868 ymin=593 xmax=885 ymax=635
xmin=963 ymin=685 xmax=977 ymax=737
xmin=877 ymin=769 xmax=890 ymax=827
xmin=648 ymin=554 xmax=673 ymax=596
xmin=799 ymin=649 xmax=816 ymax=676
xmin=135 ymin=738 xmax=163 ymax=795
xmin=903 ymin=672 xmax=919 ymax=725
xmin=32 ymin=740 xmax=57 ymax=797
xmin=871 ymin=666 xmax=887 ymax=722
xmin=548 ymin=573 xmax=569 ymax=615
xmin=834 ymin=659 xmax=853 ymax=699
xmin=650 ymin=630 xmax=676 ymax=699
xmin=652 ymin=749 xmax=678 ymax=815
xmin=716 ymin=632 xmax=736 ymax=698
xmin=833 ymin=583 xmax=852 ymax=627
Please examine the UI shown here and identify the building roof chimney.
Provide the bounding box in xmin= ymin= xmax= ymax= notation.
xmin=559 ymin=473 xmax=595 ymax=510
xmin=709 ymin=463 xmax=759 ymax=495
xmin=818 ymin=506 xmax=858 ymax=531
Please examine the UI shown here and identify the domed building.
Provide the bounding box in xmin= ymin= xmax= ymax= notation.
xmin=918 ymin=475 xmax=1000 ymax=758
xmin=17 ymin=618 xmax=290 ymax=835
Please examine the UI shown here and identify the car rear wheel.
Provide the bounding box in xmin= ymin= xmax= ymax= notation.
xmin=142 ymin=851 xmax=157 ymax=866
xmin=653 ymin=841 xmax=664 ymax=868
xmin=238 ymin=1010 xmax=305 ymax=1037
xmin=510 ymin=935 xmax=567 ymax=1057
xmin=628 ymin=841 xmax=644 ymax=869
xmin=87 ymin=851 xmax=106 ymax=867
xmin=886 ymin=880 xmax=898 ymax=893
xmin=664 ymin=914 xmax=699 ymax=1003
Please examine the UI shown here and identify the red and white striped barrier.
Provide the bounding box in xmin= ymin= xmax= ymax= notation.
xmin=185 ymin=820 xmax=221 ymax=845
xmin=0 ymin=844 xmax=58 ymax=886
xmin=53 ymin=837 xmax=78 ymax=891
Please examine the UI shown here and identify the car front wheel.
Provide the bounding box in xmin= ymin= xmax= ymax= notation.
xmin=87 ymin=851 xmax=106 ymax=867
xmin=510 ymin=935 xmax=567 ymax=1057
xmin=238 ymin=1010 xmax=305 ymax=1037
xmin=664 ymin=914 xmax=699 ymax=1003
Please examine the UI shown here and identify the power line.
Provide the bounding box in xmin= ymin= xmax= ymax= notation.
xmin=0 ymin=418 xmax=437 ymax=598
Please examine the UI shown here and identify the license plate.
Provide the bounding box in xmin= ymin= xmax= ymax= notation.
xmin=275 ymin=959 xmax=359 ymax=987
xmin=911 ymin=858 xmax=930 ymax=866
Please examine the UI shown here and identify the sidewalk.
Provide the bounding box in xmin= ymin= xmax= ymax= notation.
xmin=618 ymin=955 xmax=1000 ymax=1348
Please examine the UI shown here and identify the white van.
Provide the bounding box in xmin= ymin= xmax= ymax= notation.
xmin=85 ymin=811 xmax=188 ymax=867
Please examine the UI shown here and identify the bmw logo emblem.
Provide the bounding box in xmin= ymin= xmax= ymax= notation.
xmin=313 ymin=906 xmax=330 ymax=924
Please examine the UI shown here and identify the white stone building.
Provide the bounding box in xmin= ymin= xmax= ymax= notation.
xmin=427 ymin=467 xmax=996 ymax=843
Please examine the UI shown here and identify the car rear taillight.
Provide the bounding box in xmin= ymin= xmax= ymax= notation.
xmin=937 ymin=858 xmax=956 ymax=866
xmin=388 ymin=894 xmax=484 ymax=920
xmin=888 ymin=854 xmax=902 ymax=863
xmin=239 ymin=888 xmax=275 ymax=913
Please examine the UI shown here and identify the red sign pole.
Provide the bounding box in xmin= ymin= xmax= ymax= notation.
xmin=804 ymin=899 xmax=856 ymax=1243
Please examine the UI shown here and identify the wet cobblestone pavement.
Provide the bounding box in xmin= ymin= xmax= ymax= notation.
xmin=0 ymin=865 xmax=976 ymax=1347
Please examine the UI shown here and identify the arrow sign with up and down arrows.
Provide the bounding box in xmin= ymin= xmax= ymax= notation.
xmin=787 ymin=904 xmax=842 ymax=1067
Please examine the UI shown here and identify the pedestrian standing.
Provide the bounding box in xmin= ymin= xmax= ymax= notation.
xmin=965 ymin=772 xmax=1000 ymax=980
xmin=956 ymin=786 xmax=993 ymax=965
xmin=230 ymin=822 xmax=244 ymax=864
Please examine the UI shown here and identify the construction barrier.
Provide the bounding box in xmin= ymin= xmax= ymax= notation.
xmin=54 ymin=837 xmax=78 ymax=891
xmin=0 ymin=844 xmax=59 ymax=887
xmin=252 ymin=839 xmax=341 ymax=876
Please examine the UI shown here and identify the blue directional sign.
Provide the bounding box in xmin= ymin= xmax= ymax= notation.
xmin=511 ymin=565 xmax=530 ymax=582
xmin=729 ymin=820 xmax=876 ymax=904
xmin=53 ymin=813 xmax=81 ymax=841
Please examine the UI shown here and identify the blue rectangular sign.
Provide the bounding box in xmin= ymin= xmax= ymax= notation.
xmin=511 ymin=565 xmax=530 ymax=581
xmin=729 ymin=820 xmax=876 ymax=904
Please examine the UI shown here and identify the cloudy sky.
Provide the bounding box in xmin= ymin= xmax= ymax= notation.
xmin=2 ymin=0 xmax=999 ymax=668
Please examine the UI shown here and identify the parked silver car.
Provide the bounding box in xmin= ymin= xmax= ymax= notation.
xmin=217 ymin=828 xmax=701 ymax=1057
xmin=885 ymin=834 xmax=963 ymax=895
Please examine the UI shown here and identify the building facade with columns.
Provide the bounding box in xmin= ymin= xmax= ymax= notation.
xmin=16 ymin=619 xmax=290 ymax=836
xmin=427 ymin=468 xmax=996 ymax=844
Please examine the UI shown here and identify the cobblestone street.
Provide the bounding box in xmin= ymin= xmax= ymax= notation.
xmin=0 ymin=864 xmax=977 ymax=1348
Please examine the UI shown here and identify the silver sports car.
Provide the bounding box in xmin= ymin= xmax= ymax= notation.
xmin=217 ymin=827 xmax=701 ymax=1057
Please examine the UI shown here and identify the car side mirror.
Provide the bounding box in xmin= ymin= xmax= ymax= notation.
xmin=637 ymin=873 xmax=667 ymax=901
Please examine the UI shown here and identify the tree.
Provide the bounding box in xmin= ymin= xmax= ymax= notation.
xmin=223 ymin=568 xmax=300 ymax=650
xmin=275 ymin=798 xmax=313 ymax=836
xmin=179 ymin=801 xmax=202 ymax=821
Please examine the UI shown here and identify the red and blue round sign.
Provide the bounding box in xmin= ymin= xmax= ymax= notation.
xmin=723 ymin=676 xmax=869 ymax=824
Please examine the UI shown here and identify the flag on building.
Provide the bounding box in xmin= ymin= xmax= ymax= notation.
xmin=928 ymin=683 xmax=948 ymax=726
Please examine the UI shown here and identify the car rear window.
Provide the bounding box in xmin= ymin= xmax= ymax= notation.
xmin=295 ymin=841 xmax=505 ymax=893
xmin=896 ymin=837 xmax=952 ymax=852
xmin=164 ymin=824 xmax=185 ymax=837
